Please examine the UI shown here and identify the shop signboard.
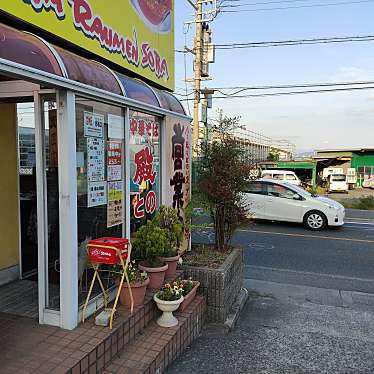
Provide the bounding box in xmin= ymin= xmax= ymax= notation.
xmin=1 ymin=0 xmax=175 ymax=90
xmin=164 ymin=117 xmax=191 ymax=250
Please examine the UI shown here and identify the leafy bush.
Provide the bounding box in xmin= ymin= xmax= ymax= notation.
xmin=132 ymin=221 xmax=168 ymax=267
xmin=154 ymin=205 xmax=184 ymax=257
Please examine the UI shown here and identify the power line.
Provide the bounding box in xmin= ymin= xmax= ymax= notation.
xmin=175 ymin=80 xmax=374 ymax=97
xmin=215 ymin=35 xmax=374 ymax=49
xmin=221 ymin=0 xmax=321 ymax=6
xmin=175 ymin=35 xmax=374 ymax=53
xmin=178 ymin=85 xmax=374 ymax=100
xmin=221 ymin=0 xmax=374 ymax=12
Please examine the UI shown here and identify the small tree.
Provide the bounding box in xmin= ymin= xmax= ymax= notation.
xmin=198 ymin=113 xmax=253 ymax=251
xmin=267 ymin=148 xmax=280 ymax=161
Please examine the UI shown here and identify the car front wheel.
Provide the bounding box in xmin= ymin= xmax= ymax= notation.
xmin=303 ymin=210 xmax=327 ymax=231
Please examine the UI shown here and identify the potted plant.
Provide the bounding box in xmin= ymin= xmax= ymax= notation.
xmin=153 ymin=281 xmax=184 ymax=327
xmin=178 ymin=278 xmax=200 ymax=312
xmin=155 ymin=205 xmax=184 ymax=278
xmin=133 ymin=220 xmax=169 ymax=290
xmin=117 ymin=260 xmax=149 ymax=308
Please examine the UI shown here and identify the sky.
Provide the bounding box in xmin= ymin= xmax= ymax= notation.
xmin=174 ymin=0 xmax=374 ymax=152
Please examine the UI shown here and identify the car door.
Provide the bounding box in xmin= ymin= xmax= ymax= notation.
xmin=264 ymin=182 xmax=304 ymax=222
xmin=242 ymin=181 xmax=267 ymax=219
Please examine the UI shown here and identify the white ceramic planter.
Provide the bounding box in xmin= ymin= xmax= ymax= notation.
xmin=153 ymin=293 xmax=184 ymax=327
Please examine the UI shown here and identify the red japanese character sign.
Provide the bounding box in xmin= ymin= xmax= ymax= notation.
xmin=133 ymin=146 xmax=156 ymax=186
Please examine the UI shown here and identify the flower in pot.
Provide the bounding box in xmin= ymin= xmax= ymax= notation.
xmin=116 ymin=260 xmax=149 ymax=308
xmin=133 ymin=220 xmax=168 ymax=290
xmin=177 ymin=278 xmax=200 ymax=312
xmin=153 ymin=281 xmax=184 ymax=327
xmin=155 ymin=205 xmax=184 ymax=278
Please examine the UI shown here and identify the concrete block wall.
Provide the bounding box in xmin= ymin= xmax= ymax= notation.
xmin=182 ymin=248 xmax=243 ymax=323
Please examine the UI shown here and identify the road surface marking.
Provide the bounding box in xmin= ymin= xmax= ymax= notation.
xmin=238 ymin=229 xmax=374 ymax=244
xmin=245 ymin=265 xmax=374 ymax=283
xmin=346 ymin=217 xmax=374 ymax=222
xmin=345 ymin=221 xmax=374 ymax=226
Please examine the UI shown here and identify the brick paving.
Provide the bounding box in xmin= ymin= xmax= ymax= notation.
xmin=0 ymin=272 xmax=206 ymax=374
xmin=104 ymin=296 xmax=206 ymax=374
xmin=0 ymin=295 xmax=151 ymax=373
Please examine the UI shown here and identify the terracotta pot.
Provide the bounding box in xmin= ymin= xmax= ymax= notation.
xmin=159 ymin=255 xmax=180 ymax=278
xmin=179 ymin=281 xmax=200 ymax=312
xmin=153 ymin=293 xmax=184 ymax=327
xmin=120 ymin=277 xmax=150 ymax=307
xmin=139 ymin=262 xmax=168 ymax=290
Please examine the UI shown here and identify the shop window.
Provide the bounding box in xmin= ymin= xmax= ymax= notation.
xmin=129 ymin=111 xmax=160 ymax=234
xmin=75 ymin=97 xmax=124 ymax=303
xmin=358 ymin=166 xmax=373 ymax=177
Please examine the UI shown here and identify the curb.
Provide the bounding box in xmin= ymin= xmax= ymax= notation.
xmin=244 ymin=278 xmax=374 ymax=311
xmin=224 ymin=287 xmax=249 ymax=331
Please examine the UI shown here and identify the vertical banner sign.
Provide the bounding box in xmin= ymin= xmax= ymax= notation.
xmin=1 ymin=0 xmax=175 ymax=90
xmin=107 ymin=181 xmax=123 ymax=227
xmin=107 ymin=141 xmax=122 ymax=181
xmin=87 ymin=137 xmax=105 ymax=182
xmin=130 ymin=115 xmax=159 ymax=222
xmin=165 ymin=118 xmax=192 ymax=250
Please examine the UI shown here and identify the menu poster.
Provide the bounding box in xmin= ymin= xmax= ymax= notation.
xmin=87 ymin=137 xmax=105 ymax=182
xmin=84 ymin=111 xmax=104 ymax=138
xmin=108 ymin=114 xmax=124 ymax=139
xmin=107 ymin=181 xmax=123 ymax=227
xmin=107 ymin=141 xmax=122 ymax=181
xmin=88 ymin=181 xmax=107 ymax=207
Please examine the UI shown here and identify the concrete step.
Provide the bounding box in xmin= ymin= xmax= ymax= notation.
xmin=103 ymin=295 xmax=206 ymax=374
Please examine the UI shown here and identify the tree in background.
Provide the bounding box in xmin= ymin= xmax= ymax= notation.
xmin=267 ymin=148 xmax=280 ymax=161
xmin=198 ymin=113 xmax=253 ymax=252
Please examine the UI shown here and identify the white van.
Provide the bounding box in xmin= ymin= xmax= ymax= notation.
xmin=328 ymin=174 xmax=348 ymax=193
xmin=261 ymin=170 xmax=302 ymax=186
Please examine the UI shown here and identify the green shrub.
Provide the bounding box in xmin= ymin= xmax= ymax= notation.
xmin=154 ymin=205 xmax=183 ymax=257
xmin=132 ymin=221 xmax=168 ymax=267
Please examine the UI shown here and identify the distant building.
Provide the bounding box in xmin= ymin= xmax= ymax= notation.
xmin=313 ymin=148 xmax=374 ymax=186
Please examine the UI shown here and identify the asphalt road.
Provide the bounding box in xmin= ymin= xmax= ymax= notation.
xmin=193 ymin=209 xmax=374 ymax=293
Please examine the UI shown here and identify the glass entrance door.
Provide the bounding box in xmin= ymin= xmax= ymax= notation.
xmin=35 ymin=92 xmax=61 ymax=317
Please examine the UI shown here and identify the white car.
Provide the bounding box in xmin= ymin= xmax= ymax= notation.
xmin=243 ymin=180 xmax=345 ymax=230
xmin=261 ymin=170 xmax=302 ymax=186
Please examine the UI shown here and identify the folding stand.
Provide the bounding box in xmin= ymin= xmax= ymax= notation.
xmin=82 ymin=238 xmax=134 ymax=330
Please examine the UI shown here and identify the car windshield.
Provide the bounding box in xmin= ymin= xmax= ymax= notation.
xmin=283 ymin=183 xmax=311 ymax=197
xmin=331 ymin=175 xmax=346 ymax=181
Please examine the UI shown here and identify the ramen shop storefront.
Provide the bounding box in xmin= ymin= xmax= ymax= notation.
xmin=0 ymin=0 xmax=191 ymax=330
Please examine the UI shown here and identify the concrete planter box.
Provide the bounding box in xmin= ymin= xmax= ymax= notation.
xmin=181 ymin=247 xmax=243 ymax=323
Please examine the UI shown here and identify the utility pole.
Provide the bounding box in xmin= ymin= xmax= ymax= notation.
xmin=192 ymin=0 xmax=203 ymax=157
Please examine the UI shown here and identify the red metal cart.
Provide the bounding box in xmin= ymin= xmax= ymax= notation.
xmin=82 ymin=237 xmax=133 ymax=329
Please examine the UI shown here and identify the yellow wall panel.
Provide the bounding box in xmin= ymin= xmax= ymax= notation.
xmin=0 ymin=103 xmax=19 ymax=270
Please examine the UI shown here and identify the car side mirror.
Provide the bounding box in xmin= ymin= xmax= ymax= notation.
xmin=293 ymin=194 xmax=302 ymax=201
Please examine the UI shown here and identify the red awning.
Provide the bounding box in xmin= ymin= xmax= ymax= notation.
xmin=0 ymin=22 xmax=185 ymax=115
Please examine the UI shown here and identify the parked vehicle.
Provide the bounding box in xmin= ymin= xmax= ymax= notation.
xmin=242 ymin=179 xmax=345 ymax=230
xmin=362 ymin=176 xmax=374 ymax=189
xmin=327 ymin=174 xmax=348 ymax=193
xmin=261 ymin=170 xmax=302 ymax=186
xmin=322 ymin=167 xmax=343 ymax=181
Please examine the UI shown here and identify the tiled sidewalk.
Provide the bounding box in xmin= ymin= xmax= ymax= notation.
xmin=0 ymin=293 xmax=155 ymax=374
